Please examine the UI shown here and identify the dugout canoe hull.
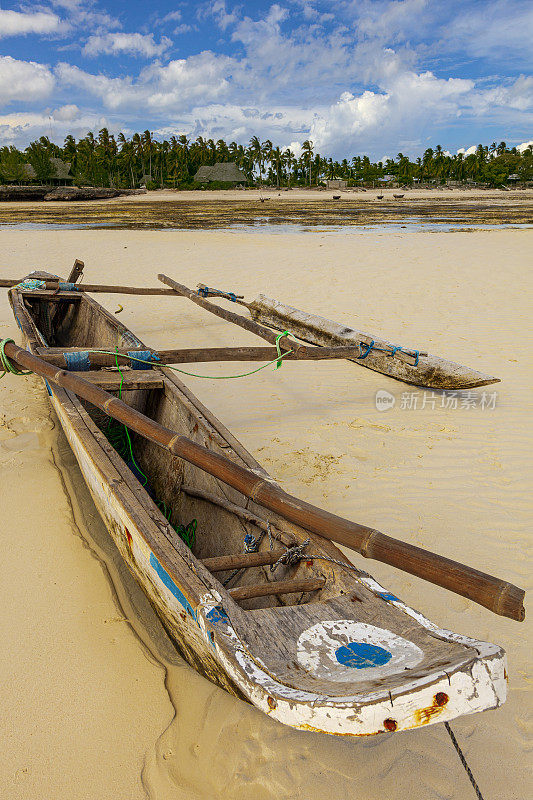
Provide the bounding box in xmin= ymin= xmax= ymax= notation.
xmin=248 ymin=295 xmax=499 ymax=389
xmin=8 ymin=274 xmax=507 ymax=737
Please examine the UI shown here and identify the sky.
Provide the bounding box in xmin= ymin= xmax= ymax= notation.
xmin=0 ymin=0 xmax=531 ymax=159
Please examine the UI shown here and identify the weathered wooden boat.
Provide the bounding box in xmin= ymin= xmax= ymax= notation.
xmin=188 ymin=282 xmax=499 ymax=390
xmin=7 ymin=273 xmax=517 ymax=737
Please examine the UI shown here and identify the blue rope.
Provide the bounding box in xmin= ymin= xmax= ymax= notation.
xmin=58 ymin=282 xmax=79 ymax=291
xmin=198 ymin=286 xmax=209 ymax=298
xmin=228 ymin=292 xmax=237 ymax=302
xmin=127 ymin=350 xmax=159 ymax=370
xmin=358 ymin=340 xmax=420 ymax=365
xmin=358 ymin=340 xmax=375 ymax=359
xmin=16 ymin=279 xmax=46 ymax=290
xmin=63 ymin=351 xmax=91 ymax=371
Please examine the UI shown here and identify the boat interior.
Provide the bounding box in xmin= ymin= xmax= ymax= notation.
xmin=21 ymin=287 xmax=335 ymax=612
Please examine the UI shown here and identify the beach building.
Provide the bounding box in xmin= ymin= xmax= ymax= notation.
xmin=22 ymin=158 xmax=73 ymax=185
xmin=326 ymin=179 xmax=347 ymax=189
xmin=194 ymin=162 xmax=246 ymax=184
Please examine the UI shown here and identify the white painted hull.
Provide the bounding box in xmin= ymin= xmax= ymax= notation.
xmin=49 ymin=389 xmax=507 ymax=737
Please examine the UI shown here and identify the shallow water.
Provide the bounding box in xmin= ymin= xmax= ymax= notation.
xmin=1 ymin=219 xmax=533 ymax=233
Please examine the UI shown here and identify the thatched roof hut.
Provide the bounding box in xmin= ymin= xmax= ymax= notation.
xmin=194 ymin=162 xmax=246 ymax=184
xmin=21 ymin=158 xmax=73 ymax=185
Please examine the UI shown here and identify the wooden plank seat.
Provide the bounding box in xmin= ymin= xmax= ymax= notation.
xmin=229 ymin=577 xmax=325 ymax=602
xmin=201 ymin=550 xmax=287 ymax=572
xmin=82 ymin=370 xmax=164 ymax=390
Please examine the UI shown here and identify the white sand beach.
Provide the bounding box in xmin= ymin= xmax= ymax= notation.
xmin=0 ymin=220 xmax=531 ymax=799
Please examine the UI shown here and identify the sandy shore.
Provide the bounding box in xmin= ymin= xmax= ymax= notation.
xmin=1 ymin=224 xmax=531 ymax=799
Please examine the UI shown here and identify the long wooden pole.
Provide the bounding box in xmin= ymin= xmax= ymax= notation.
xmin=37 ymin=344 xmax=366 ymax=367
xmin=158 ymin=274 xmax=295 ymax=352
xmin=0 ymin=278 xmax=179 ymax=295
xmin=3 ymin=340 xmax=525 ymax=621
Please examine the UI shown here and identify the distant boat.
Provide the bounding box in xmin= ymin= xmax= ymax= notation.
xmin=393 ymin=193 xmax=404 ymax=199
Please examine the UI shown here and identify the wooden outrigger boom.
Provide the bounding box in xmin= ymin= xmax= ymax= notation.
xmin=2 ymin=264 xmax=499 ymax=389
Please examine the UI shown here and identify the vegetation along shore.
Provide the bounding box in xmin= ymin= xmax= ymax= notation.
xmin=1 ymin=131 xmax=532 ymax=191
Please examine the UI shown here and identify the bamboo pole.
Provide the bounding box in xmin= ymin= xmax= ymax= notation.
xmin=36 ymin=344 xmax=366 ymax=367
xmin=2 ymin=341 xmax=525 ymax=621
xmin=158 ymin=274 xmax=296 ymax=352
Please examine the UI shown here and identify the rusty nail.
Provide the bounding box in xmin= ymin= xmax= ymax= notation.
xmin=435 ymin=692 xmax=449 ymax=707
xmin=267 ymin=696 xmax=277 ymax=710
xmin=383 ymin=718 xmax=397 ymax=732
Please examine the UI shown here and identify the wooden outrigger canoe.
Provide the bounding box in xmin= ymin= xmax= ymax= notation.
xmin=191 ymin=284 xmax=500 ymax=390
xmin=7 ymin=273 xmax=514 ymax=737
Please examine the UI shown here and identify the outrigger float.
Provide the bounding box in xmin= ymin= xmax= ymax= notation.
xmin=2 ymin=267 xmax=499 ymax=390
xmin=2 ymin=263 xmax=523 ymax=740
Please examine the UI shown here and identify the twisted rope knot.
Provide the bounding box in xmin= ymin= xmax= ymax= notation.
xmin=271 ymin=538 xmax=310 ymax=571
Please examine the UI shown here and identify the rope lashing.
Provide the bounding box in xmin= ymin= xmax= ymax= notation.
xmin=270 ymin=538 xmax=310 ymax=571
xmin=127 ymin=350 xmax=160 ymax=370
xmin=274 ymin=330 xmax=290 ymax=369
xmin=357 ymin=339 xmax=420 ymax=366
xmin=0 ymin=339 xmax=33 ymax=379
xmin=64 ymin=351 xmax=91 ymax=371
xmin=197 ymin=286 xmax=238 ymax=301
xmin=244 ymin=533 xmax=260 ymax=553
xmin=357 ymin=340 xmax=375 ymax=359
xmin=58 ymin=282 xmax=80 ymax=292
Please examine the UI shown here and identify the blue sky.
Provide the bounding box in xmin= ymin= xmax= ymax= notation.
xmin=0 ymin=0 xmax=531 ymax=159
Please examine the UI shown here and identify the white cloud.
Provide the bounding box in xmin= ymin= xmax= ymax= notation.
xmin=354 ymin=0 xmax=429 ymax=41
xmin=0 ymin=56 xmax=55 ymax=104
xmin=52 ymin=104 xmax=80 ymax=121
xmin=83 ymin=32 xmax=172 ymax=58
xmin=0 ymin=9 xmax=64 ymax=38
xmin=308 ymin=70 xmax=473 ymax=153
xmin=207 ymin=1 xmax=240 ymax=31
xmin=0 ymin=106 xmax=110 ymax=146
xmin=161 ymin=10 xmax=182 ymax=23
xmin=445 ymin=0 xmax=533 ymax=60
xmin=57 ymin=52 xmax=232 ymax=111
xmin=517 ymin=140 xmax=533 ymax=152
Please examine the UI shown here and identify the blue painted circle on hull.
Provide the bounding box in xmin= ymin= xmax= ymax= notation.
xmin=335 ymin=642 xmax=393 ymax=669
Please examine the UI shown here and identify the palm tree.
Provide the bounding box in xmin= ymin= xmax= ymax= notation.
xmin=302 ymin=140 xmax=314 ymax=185
xmin=248 ymin=136 xmax=262 ymax=185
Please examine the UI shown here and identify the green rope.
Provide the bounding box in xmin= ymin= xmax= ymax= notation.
xmin=64 ymin=335 xmax=295 ymax=380
xmin=113 ymin=347 xmax=149 ymax=486
xmin=0 ymin=339 xmax=33 ymax=379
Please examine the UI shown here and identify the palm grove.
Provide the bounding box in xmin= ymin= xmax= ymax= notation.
xmin=1 ymin=129 xmax=532 ymax=188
